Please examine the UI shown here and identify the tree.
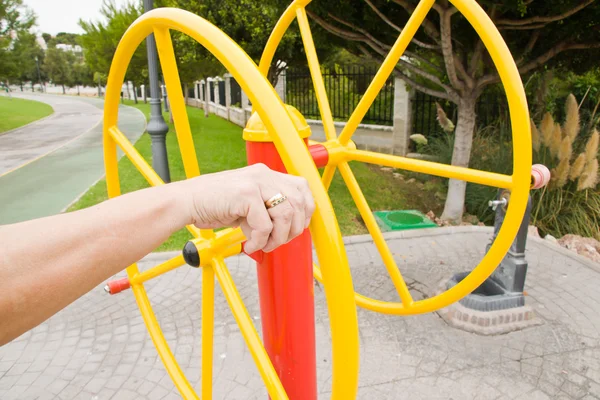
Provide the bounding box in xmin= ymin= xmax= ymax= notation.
xmin=300 ymin=0 xmax=600 ymax=221
xmin=79 ymin=0 xmax=148 ymax=92
xmin=11 ymin=30 xmax=44 ymax=89
xmin=156 ymin=0 xmax=314 ymax=84
xmin=44 ymin=47 xmax=73 ymax=93
xmin=0 ymin=0 xmax=36 ymax=84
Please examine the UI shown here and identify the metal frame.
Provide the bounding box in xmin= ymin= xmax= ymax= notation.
xmin=102 ymin=0 xmax=531 ymax=398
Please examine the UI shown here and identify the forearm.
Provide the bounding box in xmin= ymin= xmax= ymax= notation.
xmin=0 ymin=182 xmax=191 ymax=345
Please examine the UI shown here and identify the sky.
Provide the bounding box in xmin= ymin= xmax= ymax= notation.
xmin=23 ymin=0 xmax=131 ymax=35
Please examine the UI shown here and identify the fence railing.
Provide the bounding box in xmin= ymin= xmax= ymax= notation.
xmin=286 ymin=66 xmax=395 ymax=126
xmin=412 ymin=91 xmax=507 ymax=137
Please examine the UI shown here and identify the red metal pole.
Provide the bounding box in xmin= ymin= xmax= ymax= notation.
xmin=245 ymin=138 xmax=317 ymax=400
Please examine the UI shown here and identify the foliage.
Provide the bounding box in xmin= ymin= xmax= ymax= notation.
xmin=43 ymin=47 xmax=75 ymax=92
xmin=79 ymin=0 xmax=148 ymax=86
xmin=156 ymin=0 xmax=327 ymax=83
xmin=0 ymin=96 xmax=53 ymax=133
xmin=303 ymin=0 xmax=600 ymax=221
xmin=426 ymin=94 xmax=600 ymax=239
xmin=8 ymin=30 xmax=44 ymax=86
xmin=0 ymin=0 xmax=36 ymax=83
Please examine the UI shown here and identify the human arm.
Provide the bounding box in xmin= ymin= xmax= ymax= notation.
xmin=0 ymin=164 xmax=314 ymax=345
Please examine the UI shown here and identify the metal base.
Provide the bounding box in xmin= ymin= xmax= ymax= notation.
xmin=447 ymin=272 xmax=525 ymax=311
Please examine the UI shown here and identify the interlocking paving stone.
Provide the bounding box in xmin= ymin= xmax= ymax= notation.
xmin=1 ymin=227 xmax=600 ymax=399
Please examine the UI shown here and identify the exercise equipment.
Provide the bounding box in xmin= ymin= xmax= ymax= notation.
xmin=102 ymin=1 xmax=536 ymax=398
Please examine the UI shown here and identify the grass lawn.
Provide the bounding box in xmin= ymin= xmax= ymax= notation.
xmin=0 ymin=95 xmax=54 ymax=134
xmin=69 ymin=99 xmax=442 ymax=251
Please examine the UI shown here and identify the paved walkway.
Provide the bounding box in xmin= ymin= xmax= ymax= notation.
xmin=1 ymin=227 xmax=599 ymax=399
xmin=0 ymin=94 xmax=146 ymax=224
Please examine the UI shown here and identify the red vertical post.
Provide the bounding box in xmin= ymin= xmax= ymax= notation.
xmin=243 ymin=109 xmax=317 ymax=400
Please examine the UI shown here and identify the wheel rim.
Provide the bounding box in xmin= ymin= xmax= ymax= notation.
xmin=258 ymin=0 xmax=532 ymax=315
xmin=103 ymin=8 xmax=359 ymax=400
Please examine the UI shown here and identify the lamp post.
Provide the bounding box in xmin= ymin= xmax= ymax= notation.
xmin=143 ymin=0 xmax=171 ymax=183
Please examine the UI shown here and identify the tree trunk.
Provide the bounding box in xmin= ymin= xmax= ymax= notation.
xmin=441 ymin=96 xmax=477 ymax=223
xmin=77 ymin=85 xmax=80 ymax=96
xmin=204 ymin=81 xmax=210 ymax=118
xmin=133 ymin=85 xmax=138 ymax=104
xmin=62 ymin=84 xmax=65 ymax=94
xmin=126 ymin=81 xmax=131 ymax=100
xmin=184 ymin=83 xmax=189 ymax=105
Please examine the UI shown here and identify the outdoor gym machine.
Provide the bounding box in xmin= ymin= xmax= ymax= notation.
xmin=101 ymin=0 xmax=545 ymax=398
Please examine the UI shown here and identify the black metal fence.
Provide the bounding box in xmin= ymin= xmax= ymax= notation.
xmin=286 ymin=66 xmax=394 ymax=125
xmin=230 ymin=78 xmax=242 ymax=107
xmin=209 ymin=81 xmax=215 ymax=102
xmin=218 ymin=80 xmax=226 ymax=106
xmin=412 ymin=91 xmax=506 ymax=137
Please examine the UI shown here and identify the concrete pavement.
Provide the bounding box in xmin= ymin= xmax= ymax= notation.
xmin=0 ymin=94 xmax=146 ymax=224
xmin=1 ymin=226 xmax=599 ymax=399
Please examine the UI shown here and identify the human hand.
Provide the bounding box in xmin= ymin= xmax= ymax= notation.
xmin=179 ymin=163 xmax=315 ymax=253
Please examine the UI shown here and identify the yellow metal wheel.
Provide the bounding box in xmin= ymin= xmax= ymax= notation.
xmin=258 ymin=0 xmax=532 ymax=315
xmin=103 ymin=7 xmax=360 ymax=400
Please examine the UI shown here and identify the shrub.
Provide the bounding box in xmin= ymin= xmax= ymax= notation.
xmin=424 ymin=94 xmax=600 ymax=239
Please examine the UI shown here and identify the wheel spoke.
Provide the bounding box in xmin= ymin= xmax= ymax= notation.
xmin=321 ymin=164 xmax=337 ymax=190
xmin=212 ymin=257 xmax=289 ymax=400
xmin=338 ymin=162 xmax=414 ymax=306
xmin=347 ymin=148 xmax=514 ymax=188
xmin=153 ymin=27 xmax=201 ymax=179
xmin=296 ymin=7 xmax=337 ymax=141
xmin=338 ymin=0 xmax=436 ymax=145
xmin=126 ymin=264 xmax=199 ymax=399
xmin=108 ymin=126 xmax=205 ymax=238
xmin=201 ymin=266 xmax=215 ymax=399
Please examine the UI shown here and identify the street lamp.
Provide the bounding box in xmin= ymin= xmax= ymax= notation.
xmin=143 ymin=0 xmax=171 ymax=183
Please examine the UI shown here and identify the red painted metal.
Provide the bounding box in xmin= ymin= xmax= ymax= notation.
xmin=246 ymin=138 xmax=317 ymax=400
xmin=308 ymin=144 xmax=329 ymax=168
xmin=106 ymin=278 xmax=131 ymax=295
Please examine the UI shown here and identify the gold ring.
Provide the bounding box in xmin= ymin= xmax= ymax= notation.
xmin=265 ymin=193 xmax=288 ymax=209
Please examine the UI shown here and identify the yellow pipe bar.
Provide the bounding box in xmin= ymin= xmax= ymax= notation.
xmin=212 ymin=257 xmax=289 ymax=400
xmin=130 ymin=254 xmax=186 ymax=285
xmin=109 ymin=126 xmax=165 ymax=187
xmin=338 ymin=0 xmax=436 ymax=145
xmin=201 ymin=266 xmax=215 ymax=399
xmin=337 ymin=162 xmax=414 ymax=306
xmin=108 ymin=126 xmax=204 ymax=239
xmin=296 ymin=7 xmax=336 ymax=141
xmin=346 ymin=148 xmax=514 ymax=189
xmin=258 ymin=0 xmax=313 ymax=77
xmin=153 ymin=27 xmax=201 ymax=179
xmin=321 ymin=164 xmax=336 ymax=191
xmin=127 ymin=267 xmax=199 ymax=399
xmin=154 ymin=27 xmax=214 ymax=241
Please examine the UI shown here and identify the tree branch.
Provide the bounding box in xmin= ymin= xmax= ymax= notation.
xmin=476 ymin=41 xmax=600 ymax=91
xmin=362 ymin=0 xmax=438 ymax=50
xmin=468 ymin=39 xmax=484 ymax=76
xmin=515 ymin=30 xmax=541 ymax=65
xmin=496 ymin=0 xmax=594 ymax=27
xmin=518 ymin=41 xmax=600 ymax=75
xmin=358 ymin=44 xmax=451 ymax=101
xmin=390 ymin=0 xmax=440 ymax=40
xmin=308 ymin=10 xmax=451 ymax=92
xmin=439 ymin=8 xmax=464 ymax=92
